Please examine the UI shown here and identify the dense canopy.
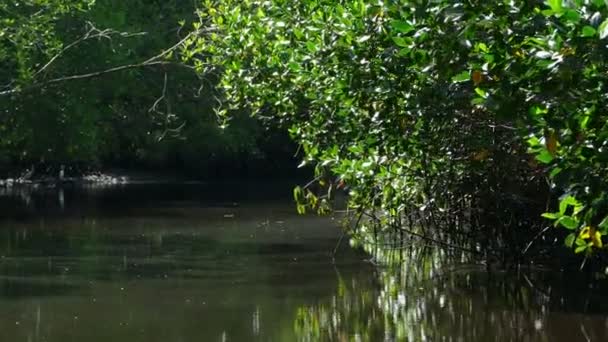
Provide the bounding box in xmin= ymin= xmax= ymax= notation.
xmin=181 ymin=0 xmax=608 ymax=263
xmin=0 ymin=0 xmax=293 ymax=177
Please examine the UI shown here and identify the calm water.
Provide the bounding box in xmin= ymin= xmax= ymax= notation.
xmin=0 ymin=182 xmax=606 ymax=341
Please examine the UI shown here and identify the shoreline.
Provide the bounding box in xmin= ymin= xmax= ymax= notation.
xmin=0 ymin=173 xmax=129 ymax=188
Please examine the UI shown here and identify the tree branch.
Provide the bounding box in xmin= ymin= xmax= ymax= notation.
xmin=33 ymin=21 xmax=147 ymax=78
xmin=0 ymin=28 xmax=200 ymax=97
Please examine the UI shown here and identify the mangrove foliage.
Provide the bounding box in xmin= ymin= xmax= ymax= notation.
xmin=180 ymin=0 xmax=608 ymax=266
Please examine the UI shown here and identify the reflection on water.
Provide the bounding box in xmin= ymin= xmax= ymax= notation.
xmin=0 ymin=183 xmax=607 ymax=341
xmin=295 ymin=247 xmax=608 ymax=341
xmin=0 ymin=182 xmax=371 ymax=342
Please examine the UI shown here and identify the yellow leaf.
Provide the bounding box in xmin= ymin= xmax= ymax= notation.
xmin=472 ymin=70 xmax=483 ymax=86
xmin=546 ymin=131 xmax=558 ymax=157
xmin=579 ymin=226 xmax=591 ymax=239
xmin=592 ymin=229 xmax=603 ymax=248
xmin=579 ymin=226 xmax=603 ymax=248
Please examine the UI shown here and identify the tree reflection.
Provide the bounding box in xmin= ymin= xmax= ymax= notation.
xmin=294 ymin=247 xmax=608 ymax=342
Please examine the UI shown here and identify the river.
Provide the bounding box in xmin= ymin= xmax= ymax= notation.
xmin=0 ymin=182 xmax=606 ymax=341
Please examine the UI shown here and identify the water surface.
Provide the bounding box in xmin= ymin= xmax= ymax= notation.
xmin=0 ymin=182 xmax=606 ymax=341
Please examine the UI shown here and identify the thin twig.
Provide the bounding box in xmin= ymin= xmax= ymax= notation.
xmin=34 ymin=22 xmax=147 ymax=78
xmin=149 ymin=73 xmax=168 ymax=114
xmin=522 ymin=225 xmax=551 ymax=255
xmin=0 ymin=29 xmax=200 ymax=97
xmin=397 ymin=225 xmax=481 ymax=255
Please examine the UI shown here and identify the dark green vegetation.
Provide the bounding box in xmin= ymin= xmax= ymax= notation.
xmin=180 ymin=0 xmax=608 ymax=266
xmin=0 ymin=0 xmax=295 ymax=178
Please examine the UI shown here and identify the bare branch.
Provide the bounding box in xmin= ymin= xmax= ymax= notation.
xmin=46 ymin=61 xmax=176 ymax=83
xmin=149 ymin=73 xmax=169 ymax=115
xmin=148 ymin=72 xmax=187 ymax=142
xmin=1 ymin=28 xmax=202 ymax=97
xmin=33 ymin=21 xmax=147 ymax=78
xmin=0 ymin=30 xmax=199 ymax=97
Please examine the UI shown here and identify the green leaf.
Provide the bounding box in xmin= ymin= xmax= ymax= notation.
xmin=582 ymin=26 xmax=597 ymax=37
xmin=527 ymin=136 xmax=541 ymax=147
xmin=296 ymin=204 xmax=306 ymax=215
xmin=306 ymin=41 xmax=318 ymax=52
xmin=392 ymin=36 xmax=409 ymax=47
xmin=529 ymin=106 xmax=548 ymax=118
xmin=293 ymin=186 xmax=303 ymax=201
xmin=474 ymin=88 xmax=488 ymax=98
xmin=565 ymin=233 xmax=575 ymax=247
xmin=574 ymin=244 xmax=587 ymax=254
xmin=546 ymin=0 xmax=563 ymax=13
xmin=535 ymin=149 xmax=554 ymax=164
xmin=592 ymin=0 xmax=604 ymax=7
xmin=599 ymin=216 xmax=608 ymax=230
xmin=391 ymin=20 xmax=414 ymax=34
xmin=557 ymin=216 xmax=579 ymax=230
xmin=599 ymin=18 xmax=608 ymax=39
xmin=288 ymin=62 xmax=301 ymax=71
xmin=581 ymin=115 xmax=592 ymax=132
xmin=451 ymin=71 xmax=470 ymax=83
xmin=559 ymin=195 xmax=580 ymax=215
xmin=562 ymin=9 xmax=581 ymax=23
xmin=475 ymin=43 xmax=489 ymax=53
xmin=398 ymin=47 xmax=411 ymax=56
xmin=471 ymin=97 xmax=485 ymax=105
xmin=357 ymin=35 xmax=371 ymax=43
xmin=549 ymin=167 xmax=562 ymax=178
xmin=542 ymin=212 xmax=561 ymax=219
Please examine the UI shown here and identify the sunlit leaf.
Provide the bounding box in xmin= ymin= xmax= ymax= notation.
xmin=474 ymin=88 xmax=488 ymax=98
xmin=582 ymin=26 xmax=597 ymax=37
xmin=557 ymin=216 xmax=579 ymax=230
xmin=535 ymin=149 xmax=554 ymax=164
xmin=391 ymin=20 xmax=414 ymax=34
xmin=599 ymin=18 xmax=608 ymax=39
xmin=546 ymin=0 xmax=563 ymax=13
xmin=579 ymin=226 xmax=603 ymax=248
xmin=535 ymin=51 xmax=553 ymax=59
xmin=559 ymin=195 xmax=580 ymax=215
xmin=541 ymin=212 xmax=561 ymax=219
xmin=451 ymin=71 xmax=470 ymax=83
xmin=357 ymin=35 xmax=371 ymax=43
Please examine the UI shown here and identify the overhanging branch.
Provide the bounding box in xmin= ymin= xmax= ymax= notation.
xmin=1 ymin=27 xmax=201 ymax=97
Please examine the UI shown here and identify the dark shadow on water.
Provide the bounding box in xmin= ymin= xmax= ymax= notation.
xmin=0 ymin=277 xmax=81 ymax=299
xmin=0 ymin=180 xmax=301 ymax=219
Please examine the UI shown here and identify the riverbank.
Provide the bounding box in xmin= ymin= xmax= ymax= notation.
xmin=0 ymin=172 xmax=128 ymax=188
